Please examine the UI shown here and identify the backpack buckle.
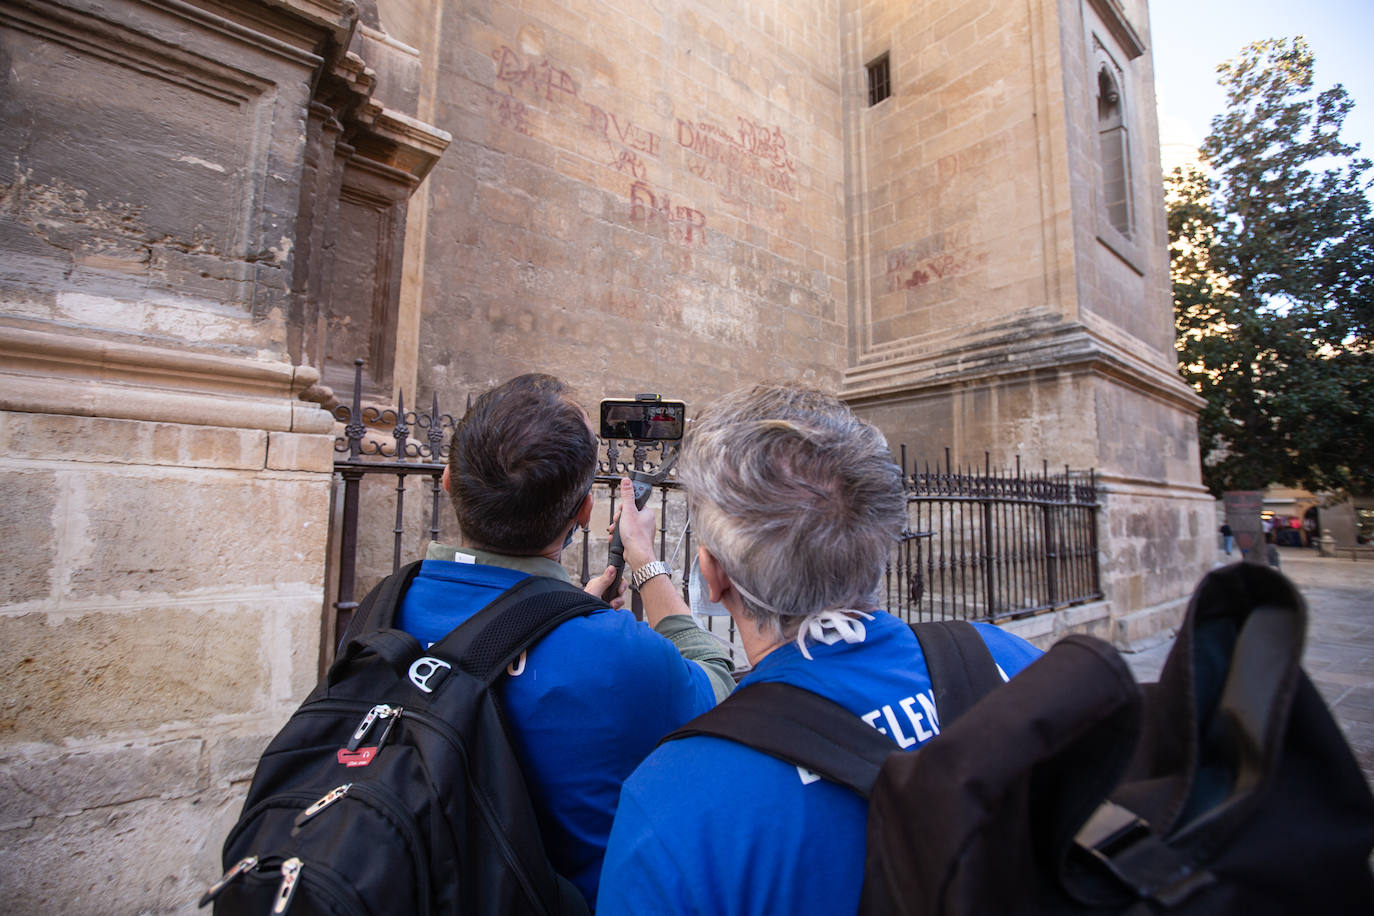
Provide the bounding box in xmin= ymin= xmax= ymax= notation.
xmin=1075 ymin=801 xmax=1216 ymax=907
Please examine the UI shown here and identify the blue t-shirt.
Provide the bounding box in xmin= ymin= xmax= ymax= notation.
xmin=596 ymin=611 xmax=1043 ymax=916
xmin=398 ymin=558 xmax=718 ymax=907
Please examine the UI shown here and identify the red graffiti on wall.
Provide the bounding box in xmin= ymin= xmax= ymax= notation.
xmin=489 ymin=91 xmax=532 ymax=135
xmin=885 ymin=247 xmax=987 ymax=293
xmin=486 ymin=39 xmax=720 ymax=245
xmin=493 ymin=46 xmax=579 ymax=103
xmin=629 ymin=181 xmax=706 ymax=245
xmin=610 ymin=149 xmax=647 ymax=180
xmin=587 ymin=104 xmax=660 ymax=157
xmin=734 ymin=118 xmax=796 ymax=173
xmin=676 ymin=118 xmax=797 ymax=197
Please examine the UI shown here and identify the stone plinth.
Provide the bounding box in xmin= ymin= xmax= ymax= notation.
xmin=0 ymin=329 xmax=335 ymax=910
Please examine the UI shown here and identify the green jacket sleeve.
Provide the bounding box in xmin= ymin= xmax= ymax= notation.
xmin=653 ymin=614 xmax=736 ymax=704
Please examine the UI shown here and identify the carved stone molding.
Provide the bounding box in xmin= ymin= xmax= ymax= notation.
xmin=1085 ymin=0 xmax=1145 ymax=60
xmin=0 ymin=324 xmax=335 ymax=433
xmin=287 ymin=21 xmax=450 ymax=399
xmin=843 ymin=314 xmax=1203 ymax=415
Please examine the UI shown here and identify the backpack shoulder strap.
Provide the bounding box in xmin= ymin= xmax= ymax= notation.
xmin=664 ymin=681 xmax=896 ymax=797
xmin=912 ymin=619 xmax=1004 ymax=726
xmin=663 ymin=620 xmax=1006 ymax=797
xmin=337 ymin=560 xmax=426 ymax=645
xmin=431 ymin=575 xmax=608 ymax=684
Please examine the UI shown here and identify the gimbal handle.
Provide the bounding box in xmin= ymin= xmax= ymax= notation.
xmin=602 ymin=470 xmax=656 ymax=601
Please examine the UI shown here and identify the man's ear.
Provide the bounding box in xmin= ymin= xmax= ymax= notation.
xmin=441 ymin=464 xmax=451 ymax=494
xmin=697 ymin=546 xmax=732 ymax=604
xmin=575 ymin=489 xmax=594 ymax=528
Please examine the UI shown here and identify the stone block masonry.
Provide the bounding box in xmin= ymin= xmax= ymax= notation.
xmin=412 ymin=1 xmax=850 ymax=405
xmin=0 ymin=0 xmax=393 ymax=904
xmin=0 ymin=399 xmax=333 ymax=911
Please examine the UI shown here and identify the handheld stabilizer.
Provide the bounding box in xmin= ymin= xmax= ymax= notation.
xmin=601 ymin=469 xmax=661 ymax=601
xmin=598 ymin=394 xmax=684 ymax=602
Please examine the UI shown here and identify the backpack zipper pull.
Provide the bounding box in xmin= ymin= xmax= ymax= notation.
xmin=347 ymin=704 xmax=399 ymax=751
xmin=293 ymin=784 xmax=352 ymax=831
xmin=373 ymin=705 xmax=402 ymax=748
xmin=197 ymin=855 xmax=258 ymax=907
xmin=271 ymin=857 xmax=302 ymax=914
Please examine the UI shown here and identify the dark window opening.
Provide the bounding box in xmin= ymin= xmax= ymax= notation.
xmin=867 ymin=54 xmax=891 ymax=106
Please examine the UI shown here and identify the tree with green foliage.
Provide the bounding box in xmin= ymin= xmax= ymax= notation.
xmin=1168 ymin=37 xmax=1373 ymax=496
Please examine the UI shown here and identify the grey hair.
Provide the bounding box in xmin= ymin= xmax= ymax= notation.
xmin=678 ymin=384 xmax=907 ymax=642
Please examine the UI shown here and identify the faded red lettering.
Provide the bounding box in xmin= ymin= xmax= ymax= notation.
xmin=675 ymin=205 xmax=705 ymax=244
xmin=611 ymin=149 xmax=647 ymax=180
xmin=676 ymin=114 xmax=798 ymax=200
xmin=629 ymin=181 xmax=655 ymax=222
xmin=628 ymin=181 xmax=706 ymax=245
xmin=591 ymin=104 xmax=660 ymax=157
xmin=490 ymin=92 xmax=531 ymax=135
xmin=492 ymin=45 xmax=578 ymax=103
xmin=885 ymin=246 xmax=987 ymax=293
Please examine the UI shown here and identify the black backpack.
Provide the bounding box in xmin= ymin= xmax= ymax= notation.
xmin=667 ymin=563 xmax=1374 ymax=914
xmin=200 ymin=561 xmax=601 ymax=916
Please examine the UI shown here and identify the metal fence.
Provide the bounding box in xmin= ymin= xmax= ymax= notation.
xmin=889 ymin=447 xmax=1100 ymax=624
xmin=325 ymin=363 xmax=1102 ymax=658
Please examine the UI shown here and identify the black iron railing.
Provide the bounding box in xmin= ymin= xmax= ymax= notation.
xmin=325 ymin=363 xmax=1101 ymax=661
xmin=325 ymin=360 xmax=694 ymax=657
xmin=891 ymin=447 xmax=1100 ymax=623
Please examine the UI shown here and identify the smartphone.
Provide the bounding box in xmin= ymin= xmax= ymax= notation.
xmin=598 ymin=398 xmax=686 ymax=441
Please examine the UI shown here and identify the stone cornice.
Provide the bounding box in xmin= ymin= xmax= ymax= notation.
xmin=319 ymin=50 xmax=449 ymax=186
xmin=843 ymin=317 xmax=1204 ymax=414
xmin=0 ymin=324 xmax=334 ymax=434
xmin=369 ymin=107 xmax=452 ymax=183
xmin=1086 ymin=0 xmax=1145 ymax=60
xmin=258 ymin=0 xmax=357 ymax=44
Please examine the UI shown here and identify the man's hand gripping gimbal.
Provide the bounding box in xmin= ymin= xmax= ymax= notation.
xmin=596 ymin=394 xmax=686 ymax=602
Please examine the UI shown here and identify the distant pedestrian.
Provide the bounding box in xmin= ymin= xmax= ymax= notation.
xmin=1221 ymin=522 xmax=1234 ymax=556
xmin=1265 ymin=531 xmax=1281 ymax=569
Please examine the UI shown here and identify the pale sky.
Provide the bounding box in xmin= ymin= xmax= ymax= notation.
xmin=1148 ymin=0 xmax=1374 ymax=174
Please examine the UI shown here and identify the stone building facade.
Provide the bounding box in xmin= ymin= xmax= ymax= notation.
xmin=0 ymin=0 xmax=1211 ymax=909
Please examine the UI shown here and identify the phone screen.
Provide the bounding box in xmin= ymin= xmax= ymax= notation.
xmin=599 ymin=399 xmax=686 ymax=441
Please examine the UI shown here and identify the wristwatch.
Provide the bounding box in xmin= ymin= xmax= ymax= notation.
xmin=629 ymin=560 xmax=671 ymax=591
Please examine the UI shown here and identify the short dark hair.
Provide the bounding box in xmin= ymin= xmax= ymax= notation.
xmin=447 ymin=373 xmax=597 ymax=554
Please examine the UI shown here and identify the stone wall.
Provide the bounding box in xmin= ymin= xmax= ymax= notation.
xmin=839 ymin=0 xmax=1212 ymax=639
xmin=0 ymin=340 xmax=334 ymax=911
xmin=362 ymin=0 xmax=850 ymax=404
xmin=0 ymin=0 xmax=443 ymax=908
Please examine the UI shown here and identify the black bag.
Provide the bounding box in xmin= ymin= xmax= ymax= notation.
xmin=200 ymin=561 xmax=601 ymax=916
xmin=667 ymin=564 xmax=1374 ymax=914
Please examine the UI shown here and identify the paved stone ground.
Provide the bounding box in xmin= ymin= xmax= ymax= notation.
xmin=1121 ymin=548 xmax=1374 ymax=787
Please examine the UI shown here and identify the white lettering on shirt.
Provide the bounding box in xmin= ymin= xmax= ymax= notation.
xmin=859 ymin=689 xmax=940 ymax=751
xmin=880 ymin=704 xmax=915 ymax=748
xmin=899 ymin=695 xmax=933 ymax=742
xmin=915 ymin=691 xmax=940 ymax=735
xmin=799 ymin=688 xmax=941 ymax=785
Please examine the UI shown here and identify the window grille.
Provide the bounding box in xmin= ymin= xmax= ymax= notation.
xmin=867 ymin=54 xmax=891 ymax=106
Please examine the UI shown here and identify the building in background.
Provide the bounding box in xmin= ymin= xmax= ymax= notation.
xmin=0 ymin=0 xmax=1211 ymax=908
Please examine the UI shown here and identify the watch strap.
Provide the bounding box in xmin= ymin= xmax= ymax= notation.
xmin=630 ymin=560 xmax=671 ymax=590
